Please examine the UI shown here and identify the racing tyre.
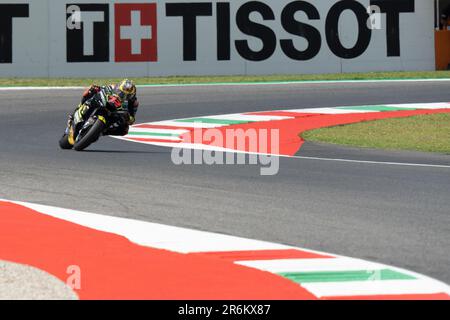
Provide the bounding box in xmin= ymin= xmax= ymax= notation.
xmin=73 ymin=119 xmax=105 ymax=151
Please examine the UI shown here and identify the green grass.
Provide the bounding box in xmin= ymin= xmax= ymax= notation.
xmin=0 ymin=71 xmax=449 ymax=87
xmin=301 ymin=113 xmax=450 ymax=154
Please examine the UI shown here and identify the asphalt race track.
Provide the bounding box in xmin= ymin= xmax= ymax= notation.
xmin=0 ymin=81 xmax=449 ymax=284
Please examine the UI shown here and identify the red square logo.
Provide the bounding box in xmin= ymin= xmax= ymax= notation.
xmin=115 ymin=3 xmax=157 ymax=62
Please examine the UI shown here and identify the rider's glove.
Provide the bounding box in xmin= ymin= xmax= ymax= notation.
xmin=83 ymin=85 xmax=100 ymax=98
xmin=81 ymin=85 xmax=101 ymax=104
xmin=90 ymin=85 xmax=100 ymax=94
xmin=108 ymin=95 xmax=122 ymax=109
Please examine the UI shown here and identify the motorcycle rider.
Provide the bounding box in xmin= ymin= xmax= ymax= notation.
xmin=68 ymin=78 xmax=139 ymax=136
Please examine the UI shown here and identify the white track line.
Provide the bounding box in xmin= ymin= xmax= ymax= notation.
xmin=289 ymin=155 xmax=450 ymax=169
xmin=116 ymin=137 xmax=450 ymax=169
xmin=0 ymin=86 xmax=84 ymax=91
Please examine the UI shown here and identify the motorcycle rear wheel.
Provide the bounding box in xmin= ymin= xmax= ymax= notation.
xmin=73 ymin=119 xmax=105 ymax=151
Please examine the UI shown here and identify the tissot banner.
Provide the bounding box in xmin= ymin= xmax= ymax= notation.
xmin=0 ymin=0 xmax=435 ymax=77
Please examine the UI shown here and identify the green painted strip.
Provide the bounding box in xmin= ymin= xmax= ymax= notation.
xmin=336 ymin=106 xmax=417 ymax=112
xmin=278 ymin=269 xmax=416 ymax=283
xmin=127 ymin=132 xmax=180 ymax=137
xmin=175 ymin=118 xmax=253 ymax=125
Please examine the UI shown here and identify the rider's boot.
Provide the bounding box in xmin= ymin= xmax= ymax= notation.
xmin=66 ymin=104 xmax=86 ymax=144
xmin=67 ymin=114 xmax=74 ymax=128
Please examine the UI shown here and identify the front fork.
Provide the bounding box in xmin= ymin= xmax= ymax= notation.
xmin=66 ymin=104 xmax=87 ymax=145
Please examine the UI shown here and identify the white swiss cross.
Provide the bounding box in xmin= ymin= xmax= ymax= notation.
xmin=120 ymin=11 xmax=152 ymax=55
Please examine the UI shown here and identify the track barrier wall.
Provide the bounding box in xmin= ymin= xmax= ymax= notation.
xmin=0 ymin=0 xmax=436 ymax=77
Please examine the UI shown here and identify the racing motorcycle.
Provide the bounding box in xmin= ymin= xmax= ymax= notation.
xmin=59 ymin=90 xmax=130 ymax=151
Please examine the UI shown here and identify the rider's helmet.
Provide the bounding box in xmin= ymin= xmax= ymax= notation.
xmin=114 ymin=79 xmax=136 ymax=101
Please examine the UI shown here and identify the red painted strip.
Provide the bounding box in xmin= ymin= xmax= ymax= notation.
xmin=180 ymin=123 xmax=303 ymax=156
xmin=193 ymin=249 xmax=333 ymax=261
xmin=324 ymin=293 xmax=450 ymax=300
xmin=125 ymin=137 xmax=181 ymax=144
xmin=0 ymin=201 xmax=317 ymax=300
xmin=207 ymin=108 xmax=450 ymax=156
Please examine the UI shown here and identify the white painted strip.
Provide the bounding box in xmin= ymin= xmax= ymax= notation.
xmin=115 ymin=136 xmax=180 ymax=146
xmin=284 ymin=108 xmax=375 ymax=114
xmin=302 ymin=279 xmax=450 ymax=298
xmin=385 ymin=103 xmax=450 ymax=110
xmin=150 ymin=120 xmax=227 ymax=129
xmin=126 ymin=128 xmax=186 ymax=141
xmin=203 ymin=113 xmax=293 ymax=122
xmin=115 ymin=139 xmax=291 ymax=157
xmin=236 ymin=257 xmax=387 ymax=273
xmin=6 ymin=200 xmax=292 ymax=253
xmin=128 ymin=127 xmax=189 ymax=135
xmin=126 ymin=135 xmax=182 ymax=141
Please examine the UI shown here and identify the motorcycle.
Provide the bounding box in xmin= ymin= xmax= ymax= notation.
xmin=59 ymin=90 xmax=129 ymax=151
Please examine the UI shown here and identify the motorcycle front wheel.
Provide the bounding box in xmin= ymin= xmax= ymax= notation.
xmin=73 ymin=119 xmax=105 ymax=151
